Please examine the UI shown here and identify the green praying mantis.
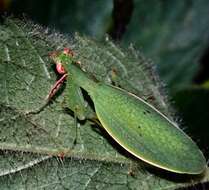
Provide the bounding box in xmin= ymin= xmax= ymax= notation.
xmin=47 ymin=48 xmax=206 ymax=174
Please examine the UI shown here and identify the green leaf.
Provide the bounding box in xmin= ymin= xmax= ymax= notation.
xmin=0 ymin=17 xmax=207 ymax=189
xmin=1 ymin=152 xmax=208 ymax=190
xmin=123 ymin=0 xmax=209 ymax=92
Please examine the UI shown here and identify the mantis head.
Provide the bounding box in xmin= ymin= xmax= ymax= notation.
xmin=49 ymin=48 xmax=74 ymax=75
xmin=47 ymin=48 xmax=75 ymax=100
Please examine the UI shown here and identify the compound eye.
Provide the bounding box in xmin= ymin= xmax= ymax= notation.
xmin=63 ymin=48 xmax=74 ymax=56
xmin=56 ymin=63 xmax=66 ymax=74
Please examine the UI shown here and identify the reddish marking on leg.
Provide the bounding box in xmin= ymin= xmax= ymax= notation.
xmin=47 ymin=74 xmax=68 ymax=101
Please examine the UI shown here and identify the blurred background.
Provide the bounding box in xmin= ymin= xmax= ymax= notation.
xmin=0 ymin=0 xmax=209 ymax=164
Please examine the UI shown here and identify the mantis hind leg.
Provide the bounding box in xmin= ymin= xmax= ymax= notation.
xmin=25 ymin=74 xmax=67 ymax=115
